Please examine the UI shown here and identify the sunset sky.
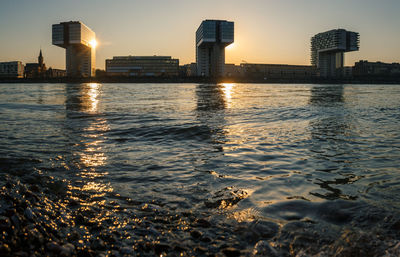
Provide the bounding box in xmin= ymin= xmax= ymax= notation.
xmin=1 ymin=0 xmax=399 ymax=70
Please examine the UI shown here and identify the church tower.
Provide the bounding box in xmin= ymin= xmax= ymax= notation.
xmin=38 ymin=49 xmax=44 ymax=69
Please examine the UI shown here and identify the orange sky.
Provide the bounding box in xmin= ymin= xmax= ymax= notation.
xmin=1 ymin=0 xmax=399 ymax=69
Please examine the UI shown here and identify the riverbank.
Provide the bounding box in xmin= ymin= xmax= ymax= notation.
xmin=1 ymin=164 xmax=400 ymax=256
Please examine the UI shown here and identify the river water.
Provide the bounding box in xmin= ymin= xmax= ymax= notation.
xmin=1 ymin=83 xmax=400 ymax=256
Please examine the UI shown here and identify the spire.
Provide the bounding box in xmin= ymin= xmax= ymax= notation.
xmin=38 ymin=49 xmax=44 ymax=67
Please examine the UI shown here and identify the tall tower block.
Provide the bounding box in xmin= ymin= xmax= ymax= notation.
xmin=52 ymin=21 xmax=96 ymax=77
xmin=196 ymin=20 xmax=234 ymax=77
xmin=311 ymin=29 xmax=359 ymax=77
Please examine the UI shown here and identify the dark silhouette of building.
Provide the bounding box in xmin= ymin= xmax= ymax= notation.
xmin=46 ymin=68 xmax=66 ymax=78
xmin=353 ymin=60 xmax=400 ymax=77
xmin=0 ymin=61 xmax=24 ymax=78
xmin=224 ymin=64 xmax=243 ymax=77
xmin=196 ymin=20 xmax=234 ymax=77
xmin=38 ymin=49 xmax=44 ymax=68
xmin=311 ymin=29 xmax=359 ymax=77
xmin=240 ymin=63 xmax=317 ymax=79
xmin=106 ymin=56 xmax=179 ymax=77
xmin=52 ymin=21 xmax=96 ymax=77
xmin=182 ymin=63 xmax=197 ymax=77
xmin=25 ymin=50 xmax=47 ymax=78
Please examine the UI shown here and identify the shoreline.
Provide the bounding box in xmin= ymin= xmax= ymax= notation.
xmin=1 ymin=77 xmax=400 ymax=84
xmin=1 ymin=164 xmax=400 ymax=256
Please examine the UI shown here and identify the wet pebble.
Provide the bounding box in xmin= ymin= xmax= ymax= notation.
xmin=154 ymin=243 xmax=170 ymax=255
xmin=77 ymin=247 xmax=96 ymax=257
xmin=67 ymin=230 xmax=80 ymax=241
xmin=390 ymin=219 xmax=400 ymax=231
xmin=200 ymin=235 xmax=212 ymax=243
xmin=253 ymin=240 xmax=278 ymax=257
xmin=24 ymin=207 xmax=35 ymax=221
xmin=172 ymin=242 xmax=188 ymax=252
xmin=46 ymin=241 xmax=62 ymax=253
xmin=249 ymin=220 xmax=279 ymax=239
xmin=68 ymin=199 xmax=80 ymax=207
xmin=236 ymin=220 xmax=279 ymax=243
xmin=190 ymin=229 xmax=203 ymax=239
xmin=14 ymin=251 xmax=28 ymax=257
xmin=11 ymin=214 xmax=21 ymax=230
xmin=0 ymin=243 xmax=11 ymax=255
xmin=141 ymin=203 xmax=162 ymax=213
xmin=120 ymin=246 xmax=134 ymax=255
xmin=384 ymin=242 xmax=400 ymax=257
xmin=60 ymin=243 xmax=75 ymax=257
xmin=75 ymin=213 xmax=85 ymax=224
xmin=195 ymin=245 xmax=208 ymax=253
xmin=0 ymin=216 xmax=11 ymax=231
xmin=221 ymin=247 xmax=241 ymax=257
xmin=29 ymin=184 xmax=41 ymax=193
xmin=91 ymin=238 xmax=106 ymax=250
xmin=195 ymin=218 xmax=212 ymax=228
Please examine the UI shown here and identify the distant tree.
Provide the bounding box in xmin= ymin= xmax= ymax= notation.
xmin=96 ymin=69 xmax=107 ymax=77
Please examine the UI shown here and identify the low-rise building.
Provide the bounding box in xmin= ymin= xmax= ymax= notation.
xmin=46 ymin=68 xmax=66 ymax=78
xmin=224 ymin=64 xmax=243 ymax=77
xmin=353 ymin=60 xmax=400 ymax=77
xmin=343 ymin=66 xmax=353 ymax=77
xmin=241 ymin=63 xmax=317 ymax=79
xmin=106 ymin=56 xmax=179 ymax=77
xmin=0 ymin=61 xmax=25 ymax=78
xmin=182 ymin=63 xmax=197 ymax=77
xmin=25 ymin=50 xmax=47 ymax=78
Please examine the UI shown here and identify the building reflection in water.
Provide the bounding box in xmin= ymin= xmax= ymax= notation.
xmin=196 ymin=84 xmax=229 ymax=111
xmin=309 ymin=85 xmax=345 ymax=106
xmin=308 ymin=85 xmax=360 ymax=201
xmin=194 ymin=83 xmax=253 ymax=219
xmin=64 ymin=83 xmax=112 ymax=202
xmin=195 ymin=84 xmax=232 ymax=149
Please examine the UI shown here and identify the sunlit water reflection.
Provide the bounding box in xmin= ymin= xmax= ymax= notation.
xmin=64 ymin=83 xmax=112 ymax=203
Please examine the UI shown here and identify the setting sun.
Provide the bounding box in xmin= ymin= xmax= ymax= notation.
xmin=226 ymin=42 xmax=235 ymax=50
xmin=89 ymin=39 xmax=97 ymax=48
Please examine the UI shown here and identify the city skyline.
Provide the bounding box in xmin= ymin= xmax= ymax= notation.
xmin=1 ymin=0 xmax=400 ymax=70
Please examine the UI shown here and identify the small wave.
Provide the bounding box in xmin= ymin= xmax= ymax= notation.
xmin=0 ymin=157 xmax=43 ymax=175
xmin=108 ymin=124 xmax=213 ymax=142
xmin=204 ymin=186 xmax=249 ymax=209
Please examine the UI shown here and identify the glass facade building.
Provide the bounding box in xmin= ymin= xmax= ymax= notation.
xmin=52 ymin=21 xmax=96 ymax=77
xmin=0 ymin=61 xmax=24 ymax=78
xmin=196 ymin=20 xmax=234 ymax=77
xmin=106 ymin=56 xmax=179 ymax=77
xmin=311 ymin=29 xmax=359 ymax=77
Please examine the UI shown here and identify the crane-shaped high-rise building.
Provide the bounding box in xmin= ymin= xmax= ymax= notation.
xmin=196 ymin=20 xmax=234 ymax=77
xmin=311 ymin=29 xmax=359 ymax=77
xmin=52 ymin=21 xmax=96 ymax=77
